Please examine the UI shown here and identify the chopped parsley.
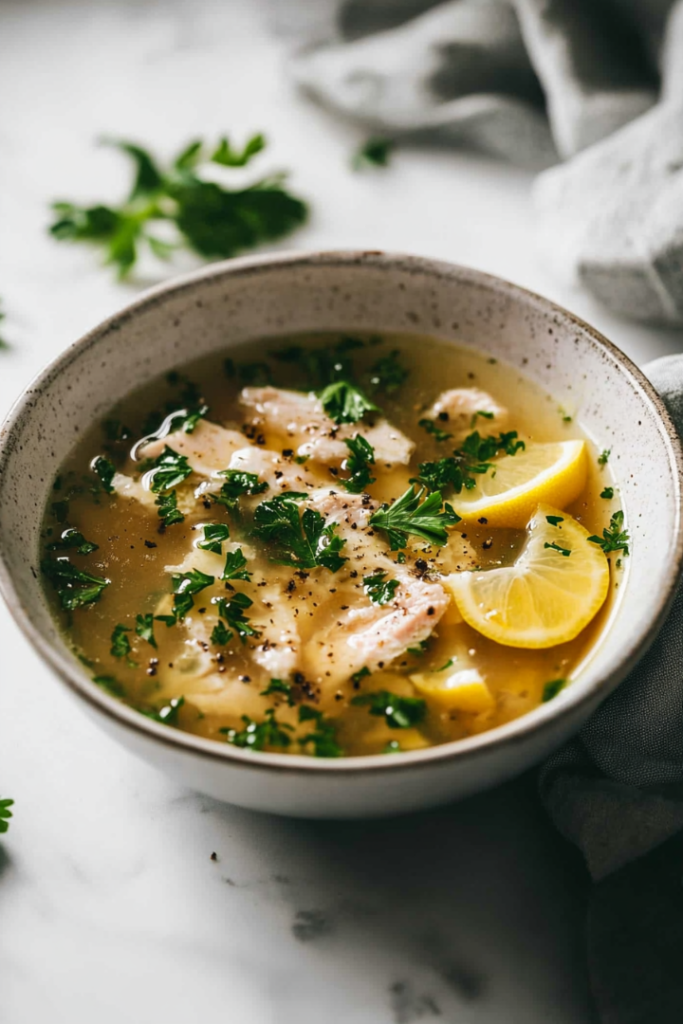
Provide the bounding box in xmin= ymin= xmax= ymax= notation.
xmin=353 ymin=136 xmax=393 ymax=170
xmin=351 ymin=690 xmax=426 ymax=729
xmin=165 ymin=568 xmax=214 ymax=622
xmin=342 ymin=434 xmax=376 ymax=493
xmin=0 ymin=799 xmax=14 ymax=834
xmin=49 ymin=135 xmax=308 ymax=278
xmin=298 ymin=706 xmax=343 ymax=757
xmin=223 ymin=709 xmax=293 ymax=751
xmin=407 ymin=640 xmax=429 ymax=656
xmin=211 ymin=620 xmax=233 ymax=646
xmin=173 ymin=403 xmax=209 ymax=434
xmin=212 ymin=470 xmax=268 ymax=511
xmin=369 ymin=349 xmax=408 ymax=393
xmin=471 ymin=409 xmax=494 ymax=427
xmin=135 ymin=613 xmax=157 ymax=648
xmin=260 ymin=679 xmax=295 ymax=705
xmin=221 ymin=547 xmax=252 ymax=582
xmin=147 ymin=446 xmax=193 ymax=493
xmin=544 ymin=542 xmax=571 ymax=557
xmin=545 ymin=515 xmax=564 ymax=526
xmin=198 ymin=523 xmax=230 ymax=554
xmin=588 ymin=510 xmax=630 ymax=556
xmin=369 ymin=485 xmax=460 ymax=550
xmin=253 ymin=493 xmax=347 ymax=571
xmin=110 ymin=624 xmax=132 ymax=660
xmin=155 ymin=491 xmax=185 ymax=526
xmin=92 ymin=455 xmax=116 ymax=494
xmin=363 ymin=571 xmax=400 ymax=605
xmin=600 ymin=487 xmax=614 ymax=500
xmin=143 ymin=696 xmax=185 ymax=726
xmin=93 ymin=674 xmax=125 ymax=698
xmin=414 ymin=430 xmax=525 ymax=494
xmin=318 ymin=380 xmax=379 ymax=425
xmin=351 ymin=666 xmax=371 ymax=686
xmin=213 ymin=592 xmax=259 ymax=643
xmin=598 ymin=449 xmax=611 ymax=466
xmin=542 ymin=679 xmax=567 ymax=702
xmin=41 ymin=557 xmax=110 ymax=610
xmin=46 ymin=527 xmax=99 ymax=555
xmin=418 ymin=418 xmax=452 ymax=443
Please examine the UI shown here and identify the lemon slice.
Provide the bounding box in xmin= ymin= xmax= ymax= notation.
xmin=447 ymin=503 xmax=609 ymax=648
xmin=451 ymin=440 xmax=587 ymax=528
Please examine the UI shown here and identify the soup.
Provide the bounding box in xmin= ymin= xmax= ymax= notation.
xmin=40 ymin=333 xmax=627 ymax=757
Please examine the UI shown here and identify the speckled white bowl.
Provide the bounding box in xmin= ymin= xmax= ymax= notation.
xmin=1 ymin=251 xmax=682 ymax=818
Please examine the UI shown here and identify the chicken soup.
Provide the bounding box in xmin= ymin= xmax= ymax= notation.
xmin=40 ymin=333 xmax=627 ymax=757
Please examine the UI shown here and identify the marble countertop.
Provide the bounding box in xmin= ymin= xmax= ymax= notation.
xmin=0 ymin=2 xmax=679 ymax=1022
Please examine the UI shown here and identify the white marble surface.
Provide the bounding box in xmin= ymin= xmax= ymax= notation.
xmin=0 ymin=2 xmax=680 ymax=1022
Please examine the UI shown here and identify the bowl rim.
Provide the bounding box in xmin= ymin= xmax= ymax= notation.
xmin=2 ymin=248 xmax=682 ymax=777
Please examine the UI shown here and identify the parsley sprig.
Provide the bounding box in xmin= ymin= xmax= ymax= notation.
xmin=213 ymin=593 xmax=260 ymax=643
xmin=211 ymin=470 xmax=268 ymax=511
xmin=318 ymin=380 xmax=379 ymax=425
xmin=223 ymin=709 xmax=293 ymax=751
xmin=369 ymin=485 xmax=460 ymax=550
xmin=253 ymin=493 xmax=347 ymax=571
xmin=146 ymin=446 xmax=193 ymax=493
xmin=298 ymin=706 xmax=343 ymax=757
xmin=588 ymin=510 xmax=630 ymax=556
xmin=50 ymin=136 xmax=308 ymax=278
xmin=413 ymin=430 xmax=525 ymax=495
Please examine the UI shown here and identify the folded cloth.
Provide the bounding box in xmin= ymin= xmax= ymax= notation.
xmin=273 ymin=0 xmax=683 ymax=325
xmin=539 ymin=354 xmax=683 ymax=1024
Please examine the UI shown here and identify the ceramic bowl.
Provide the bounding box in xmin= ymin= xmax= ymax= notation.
xmin=1 ymin=251 xmax=682 ymax=818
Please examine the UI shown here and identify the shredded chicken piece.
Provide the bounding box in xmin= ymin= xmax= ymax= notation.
xmin=425 ymin=388 xmax=508 ymax=440
xmin=240 ymin=386 xmax=414 ymax=466
xmin=139 ymin=420 xmax=246 ymax=478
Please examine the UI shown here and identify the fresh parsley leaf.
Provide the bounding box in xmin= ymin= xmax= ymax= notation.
xmin=212 ymin=470 xmax=268 ymax=510
xmin=169 ymin=568 xmax=215 ymax=622
xmin=598 ymin=449 xmax=611 ymax=465
xmin=213 ymin=592 xmax=260 ymax=643
xmin=110 ymin=624 xmax=132 ymax=659
xmin=419 ymin=418 xmax=452 ymax=443
xmin=435 ymin=658 xmax=454 ymax=671
xmin=318 ymin=380 xmax=379 ymax=425
xmin=260 ymin=679 xmax=295 ymax=705
xmin=50 ymin=136 xmax=308 ymax=278
xmin=588 ymin=510 xmax=630 ymax=556
xmin=353 ymin=136 xmax=393 ymax=170
xmin=407 ymin=640 xmax=429 ymax=656
xmin=542 ymin=679 xmax=567 ymax=702
xmin=369 ymin=485 xmax=460 ymax=550
xmin=342 ymin=434 xmax=376 ymax=493
xmin=92 ymin=455 xmax=116 ymax=494
xmin=413 ymin=430 xmax=525 ymax=495
xmin=363 ymin=571 xmax=400 ymax=605
xmin=155 ymin=490 xmax=185 ymax=526
xmin=41 ymin=557 xmax=110 ymax=610
xmin=135 ymin=613 xmax=157 ymax=648
xmin=546 ymin=515 xmax=564 ymax=526
xmin=351 ymin=690 xmax=426 ymax=729
xmin=253 ymin=494 xmax=347 ymax=571
xmin=544 ymin=542 xmax=571 ymax=557
xmin=471 ymin=410 xmax=494 ymax=427
xmin=211 ymin=620 xmax=233 ymax=646
xmin=0 ymin=798 xmax=14 ymax=834
xmin=211 ymin=132 xmax=266 ymax=167
xmin=600 ymin=487 xmax=614 ymax=500
xmin=368 ymin=349 xmax=407 ymax=393
xmin=46 ymin=527 xmax=99 ymax=555
xmin=147 ymin=446 xmax=193 ymax=493
xmin=173 ymin=403 xmax=209 ymax=434
xmin=298 ymin=706 xmax=343 ymax=757
xmin=198 ymin=523 xmax=230 ymax=554
xmin=221 ymin=547 xmax=252 ymax=582
xmin=223 ymin=709 xmax=293 ymax=751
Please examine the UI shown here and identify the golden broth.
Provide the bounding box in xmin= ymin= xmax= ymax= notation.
xmin=40 ymin=333 xmax=622 ymax=757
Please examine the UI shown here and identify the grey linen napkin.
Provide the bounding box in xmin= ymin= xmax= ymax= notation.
xmin=539 ymin=354 xmax=683 ymax=1024
xmin=273 ymin=0 xmax=683 ymax=325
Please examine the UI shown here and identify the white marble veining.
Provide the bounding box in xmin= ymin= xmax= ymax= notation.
xmin=0 ymin=1 xmax=678 ymax=1021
